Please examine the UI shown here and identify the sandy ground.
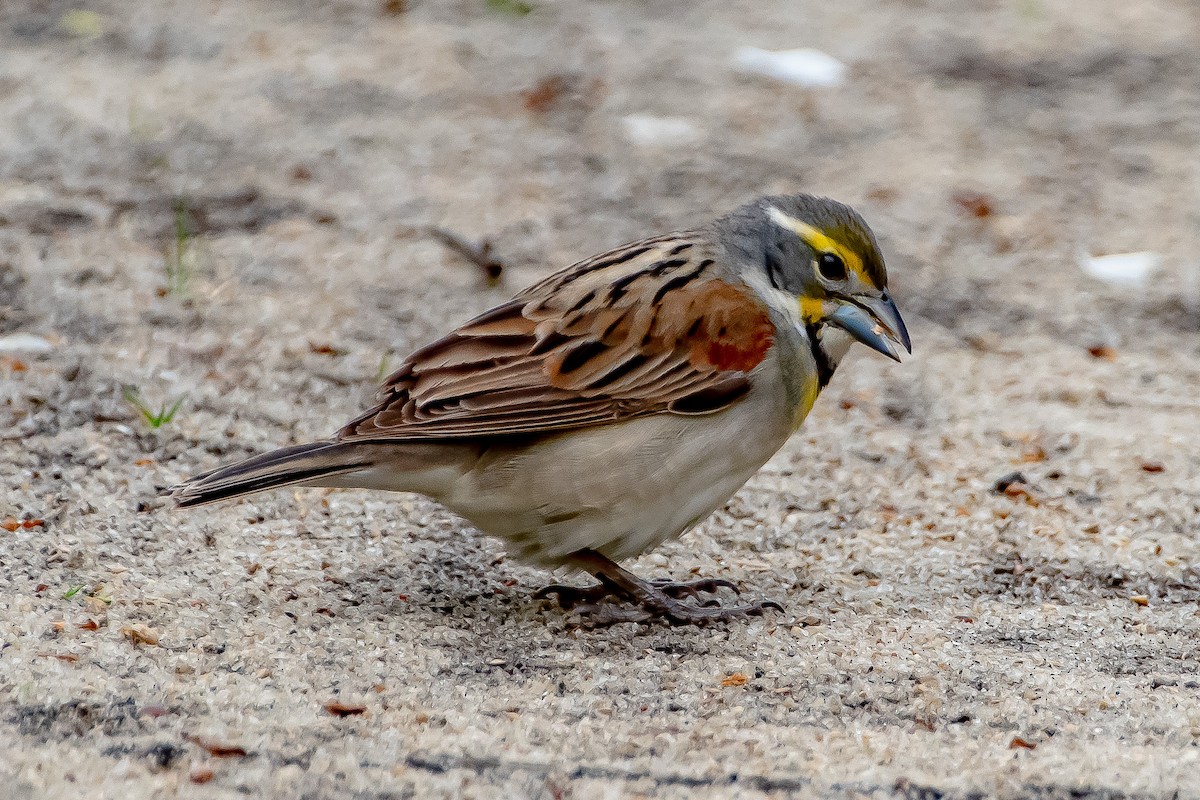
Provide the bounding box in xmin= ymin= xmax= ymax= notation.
xmin=3 ymin=0 xmax=1200 ymax=797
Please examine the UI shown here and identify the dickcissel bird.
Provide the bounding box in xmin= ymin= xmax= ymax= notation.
xmin=171 ymin=194 xmax=910 ymax=625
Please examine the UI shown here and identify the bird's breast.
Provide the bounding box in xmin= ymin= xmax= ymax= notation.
xmin=759 ymin=319 xmax=823 ymax=432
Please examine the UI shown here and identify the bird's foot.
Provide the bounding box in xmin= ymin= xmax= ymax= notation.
xmin=535 ymin=576 xmax=739 ymax=610
xmin=537 ymin=549 xmax=783 ymax=627
xmin=571 ymin=595 xmax=783 ymax=626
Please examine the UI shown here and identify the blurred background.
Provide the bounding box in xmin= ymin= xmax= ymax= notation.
xmin=3 ymin=1 xmax=1200 ymax=797
xmin=2 ymin=0 xmax=1199 ymax=376
xmin=5 ymin=0 xmax=1200 ymax=530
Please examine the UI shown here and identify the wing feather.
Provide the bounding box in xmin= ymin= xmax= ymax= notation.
xmin=338 ymin=233 xmax=775 ymax=442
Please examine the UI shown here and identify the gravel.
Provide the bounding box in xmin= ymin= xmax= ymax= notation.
xmin=2 ymin=0 xmax=1199 ymax=797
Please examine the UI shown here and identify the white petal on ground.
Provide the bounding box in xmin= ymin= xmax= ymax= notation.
xmin=1080 ymin=251 xmax=1163 ymax=287
xmin=621 ymin=114 xmax=703 ymax=147
xmin=732 ymin=46 xmax=847 ymax=88
xmin=0 ymin=333 xmax=55 ymax=352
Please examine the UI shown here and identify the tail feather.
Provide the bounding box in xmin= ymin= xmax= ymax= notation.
xmin=170 ymin=441 xmax=374 ymax=508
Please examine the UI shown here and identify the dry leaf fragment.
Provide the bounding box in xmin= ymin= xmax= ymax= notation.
xmin=78 ymin=618 xmax=99 ymax=631
xmin=992 ymin=471 xmax=1027 ymax=492
xmin=190 ymin=768 xmax=215 ymax=784
xmin=1131 ymin=595 xmax=1150 ymax=607
xmin=120 ymin=623 xmax=160 ymax=646
xmin=721 ymin=673 xmax=748 ymax=687
xmin=1021 ymin=447 xmax=1047 ymax=463
xmin=1009 ymin=737 xmax=1037 ymax=750
xmin=308 ymin=342 xmax=341 ymax=356
xmin=38 ymin=652 xmax=79 ymax=663
xmin=84 ymin=596 xmax=110 ymax=614
xmin=1 ymin=518 xmax=19 ymax=532
xmin=992 ymin=471 xmax=1040 ymax=506
xmin=325 ymin=701 xmax=367 ymax=717
xmin=186 ymin=735 xmax=249 ymax=758
xmin=1003 ymin=483 xmax=1040 ymax=506
xmin=522 ymin=75 xmax=569 ymax=112
xmin=952 ymin=190 xmax=995 ymax=218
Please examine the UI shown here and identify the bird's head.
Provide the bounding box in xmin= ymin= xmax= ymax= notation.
xmin=724 ymin=194 xmax=911 ymax=363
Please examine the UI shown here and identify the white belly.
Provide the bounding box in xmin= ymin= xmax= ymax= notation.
xmin=435 ymin=359 xmax=800 ymax=566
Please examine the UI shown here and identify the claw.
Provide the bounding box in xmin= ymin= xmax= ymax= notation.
xmin=709 ymin=578 xmax=741 ymax=596
xmin=649 ymin=577 xmax=742 ymax=600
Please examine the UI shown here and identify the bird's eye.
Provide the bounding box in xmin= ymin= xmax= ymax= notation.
xmin=817 ymin=252 xmax=847 ymax=281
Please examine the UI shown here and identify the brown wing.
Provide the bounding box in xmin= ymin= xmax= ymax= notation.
xmin=338 ymin=233 xmax=776 ymax=442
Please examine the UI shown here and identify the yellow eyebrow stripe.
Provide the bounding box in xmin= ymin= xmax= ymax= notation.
xmin=766 ymin=206 xmax=866 ymax=281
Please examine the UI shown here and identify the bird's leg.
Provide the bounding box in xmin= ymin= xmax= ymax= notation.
xmin=540 ymin=549 xmax=783 ymax=626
